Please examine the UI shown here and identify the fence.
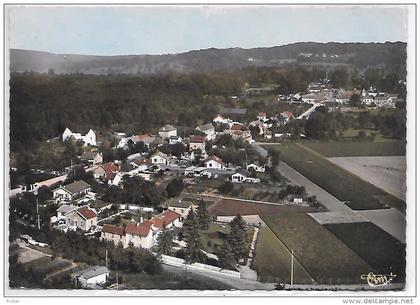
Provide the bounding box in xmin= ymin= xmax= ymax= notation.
xmin=161 ymin=254 xmax=240 ymax=279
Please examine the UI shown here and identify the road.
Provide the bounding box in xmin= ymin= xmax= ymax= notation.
xmin=276 ymin=161 xmax=355 ymax=214
xmin=163 ymin=264 xmax=275 ymax=290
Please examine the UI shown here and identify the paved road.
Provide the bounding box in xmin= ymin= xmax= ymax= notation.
xmin=163 ymin=264 xmax=275 ymax=290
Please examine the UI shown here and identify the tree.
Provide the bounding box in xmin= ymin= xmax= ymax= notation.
xmin=349 ymin=94 xmax=361 ymax=107
xmin=227 ymin=214 xmax=248 ymax=262
xmin=196 ymin=200 xmax=210 ymax=230
xmin=166 ymin=178 xmax=184 ymax=198
xmin=184 ymin=215 xmax=206 ymax=264
xmin=216 ymin=241 xmax=237 ymax=270
xmin=155 ymin=228 xmax=174 ymax=255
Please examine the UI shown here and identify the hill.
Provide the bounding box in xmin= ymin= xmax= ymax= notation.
xmin=9 ymin=42 xmax=406 ymax=75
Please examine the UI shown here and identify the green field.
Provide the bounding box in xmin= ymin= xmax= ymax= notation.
xmin=263 ymin=143 xmax=406 ymax=211
xmin=324 ymin=222 xmax=406 ymax=283
xmin=252 ymin=226 xmax=314 ymax=284
xmin=302 ymin=141 xmax=406 ymax=157
xmin=261 ymin=213 xmax=372 ymax=284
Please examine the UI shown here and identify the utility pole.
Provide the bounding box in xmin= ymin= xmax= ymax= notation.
xmin=105 ymin=249 xmax=108 ymax=269
xmin=116 ymin=273 xmax=119 ymax=290
xmin=290 ymin=249 xmax=294 ymax=285
xmin=36 ymin=198 xmax=40 ymax=230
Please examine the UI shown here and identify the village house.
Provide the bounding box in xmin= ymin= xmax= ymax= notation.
xmin=72 ymin=266 xmax=109 ymax=288
xmin=247 ymin=163 xmax=266 ymax=173
xmin=151 ymin=209 xmax=183 ymax=230
xmin=196 ymin=123 xmax=216 ymax=140
xmin=280 ymin=111 xmax=295 ymax=124
xmin=62 ymin=128 xmax=97 ymax=146
xmin=189 ymin=135 xmax=206 ymax=152
xmin=52 ymin=180 xmax=91 ymax=203
xmin=231 ymin=170 xmax=261 ymax=184
xmin=65 ymin=206 xmax=98 ymax=231
xmin=130 ymin=158 xmax=152 ymax=171
xmin=101 ymin=224 xmax=126 ymax=246
xmin=92 ymin=162 xmax=119 ymax=184
xmin=117 ymin=134 xmax=158 ymax=150
xmin=80 ymin=151 xmax=103 ymax=165
xmin=125 ymin=221 xmax=155 ymax=249
xmin=158 ymin=124 xmax=177 ymax=139
xmin=56 ymin=205 xmax=77 ymax=219
xmin=301 ymin=93 xmax=317 ymax=103
xmin=257 ymin=112 xmax=267 ymax=121
xmin=213 ymin=114 xmax=232 ymax=126
xmin=204 ymin=155 xmax=225 ymax=170
xmin=150 ymin=151 xmax=171 ymax=165
xmin=228 ymin=123 xmax=253 ymax=143
xmin=168 ymin=135 xmax=183 ymax=145
xmin=361 ymin=95 xmax=375 ymax=106
xmin=165 ymin=199 xmax=198 ymax=219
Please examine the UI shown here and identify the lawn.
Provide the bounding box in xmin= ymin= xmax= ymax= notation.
xmin=261 ymin=213 xmax=372 ymax=284
xmin=324 ymin=222 xmax=406 ymax=283
xmin=263 ymin=143 xmax=406 ymax=211
xmin=252 ymin=226 xmax=314 ymax=284
xmin=208 ymin=198 xmax=317 ymax=216
xmin=302 ymin=140 xmax=406 ymax=157
xmin=199 ymin=223 xmax=230 ymax=254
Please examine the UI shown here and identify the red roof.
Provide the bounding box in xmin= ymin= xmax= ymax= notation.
xmin=132 ymin=159 xmax=151 ymax=166
xmin=77 ymin=206 xmax=97 ymax=220
xmin=258 ymin=112 xmax=266 ymax=116
xmin=137 ymin=134 xmax=154 ymax=141
xmin=102 ymin=224 xmax=125 ymax=236
xmin=151 ymin=210 xmax=181 ymax=230
xmin=100 ymin=162 xmax=119 ymax=180
xmin=125 ymin=221 xmax=153 ymax=237
xmin=281 ymin=111 xmax=294 ymax=119
xmin=190 ymin=135 xmax=206 ymax=143
xmin=231 ymin=124 xmax=248 ymax=131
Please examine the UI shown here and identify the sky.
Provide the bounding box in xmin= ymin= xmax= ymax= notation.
xmin=7 ymin=5 xmax=408 ymax=56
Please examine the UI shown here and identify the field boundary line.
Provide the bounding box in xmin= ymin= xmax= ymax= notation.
xmin=259 ymin=217 xmax=317 ymax=285
xmin=290 ymin=143 xmax=406 ymax=212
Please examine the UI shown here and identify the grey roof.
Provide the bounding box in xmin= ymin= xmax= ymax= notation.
xmin=159 ymin=124 xmax=177 ymax=132
xmin=80 ymin=151 xmax=100 ymax=160
xmin=197 ymin=123 xmax=214 ymax=131
xmin=57 ymin=205 xmax=77 ymax=214
xmin=73 ymin=266 xmax=109 ymax=280
xmin=220 ymin=108 xmax=247 ymax=115
xmin=233 ymin=169 xmax=251 ymax=177
xmin=62 ymin=180 xmax=91 ymax=195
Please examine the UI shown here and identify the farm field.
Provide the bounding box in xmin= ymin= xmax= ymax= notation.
xmin=252 ymin=226 xmax=314 ymax=284
xmin=208 ymin=198 xmax=317 ymax=216
xmin=263 ymin=143 xmax=406 ymax=211
xmin=301 ymin=140 xmax=406 ymax=157
xmin=324 ymin=222 xmax=406 ymax=283
xmin=261 ymin=213 xmax=372 ymax=284
xmin=329 ymin=156 xmax=406 ymax=200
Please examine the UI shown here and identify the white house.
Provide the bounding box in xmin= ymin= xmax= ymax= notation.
xmin=63 ymin=128 xmax=96 ymax=146
xmin=150 ymin=152 xmax=170 ymax=165
xmin=80 ymin=151 xmax=103 ymax=165
xmin=151 ymin=209 xmax=183 ymax=230
xmin=257 ymin=112 xmax=267 ymax=121
xmin=52 ymin=180 xmax=91 ymax=203
xmin=231 ymin=170 xmax=260 ymax=184
xmin=125 ymin=221 xmax=155 ymax=249
xmin=169 ymin=136 xmax=183 ymax=145
xmin=213 ymin=114 xmax=232 ymax=125
xmin=247 ymin=163 xmax=265 ymax=173
xmin=73 ymin=266 xmax=109 ymax=287
xmin=189 ymin=135 xmax=206 ymax=152
xmin=196 ymin=123 xmax=216 ymax=140
xmin=65 ymin=206 xmax=98 ymax=231
xmin=158 ymin=124 xmax=177 ymax=139
xmin=205 ymin=155 xmax=225 ymax=170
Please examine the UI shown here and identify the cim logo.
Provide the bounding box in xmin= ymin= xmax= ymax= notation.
xmin=360 ymin=272 xmax=396 ymax=287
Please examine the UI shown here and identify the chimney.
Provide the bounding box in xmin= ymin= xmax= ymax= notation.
xmin=136 ymin=223 xmax=139 ymax=227
xmin=140 ymin=216 xmax=144 ymax=223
